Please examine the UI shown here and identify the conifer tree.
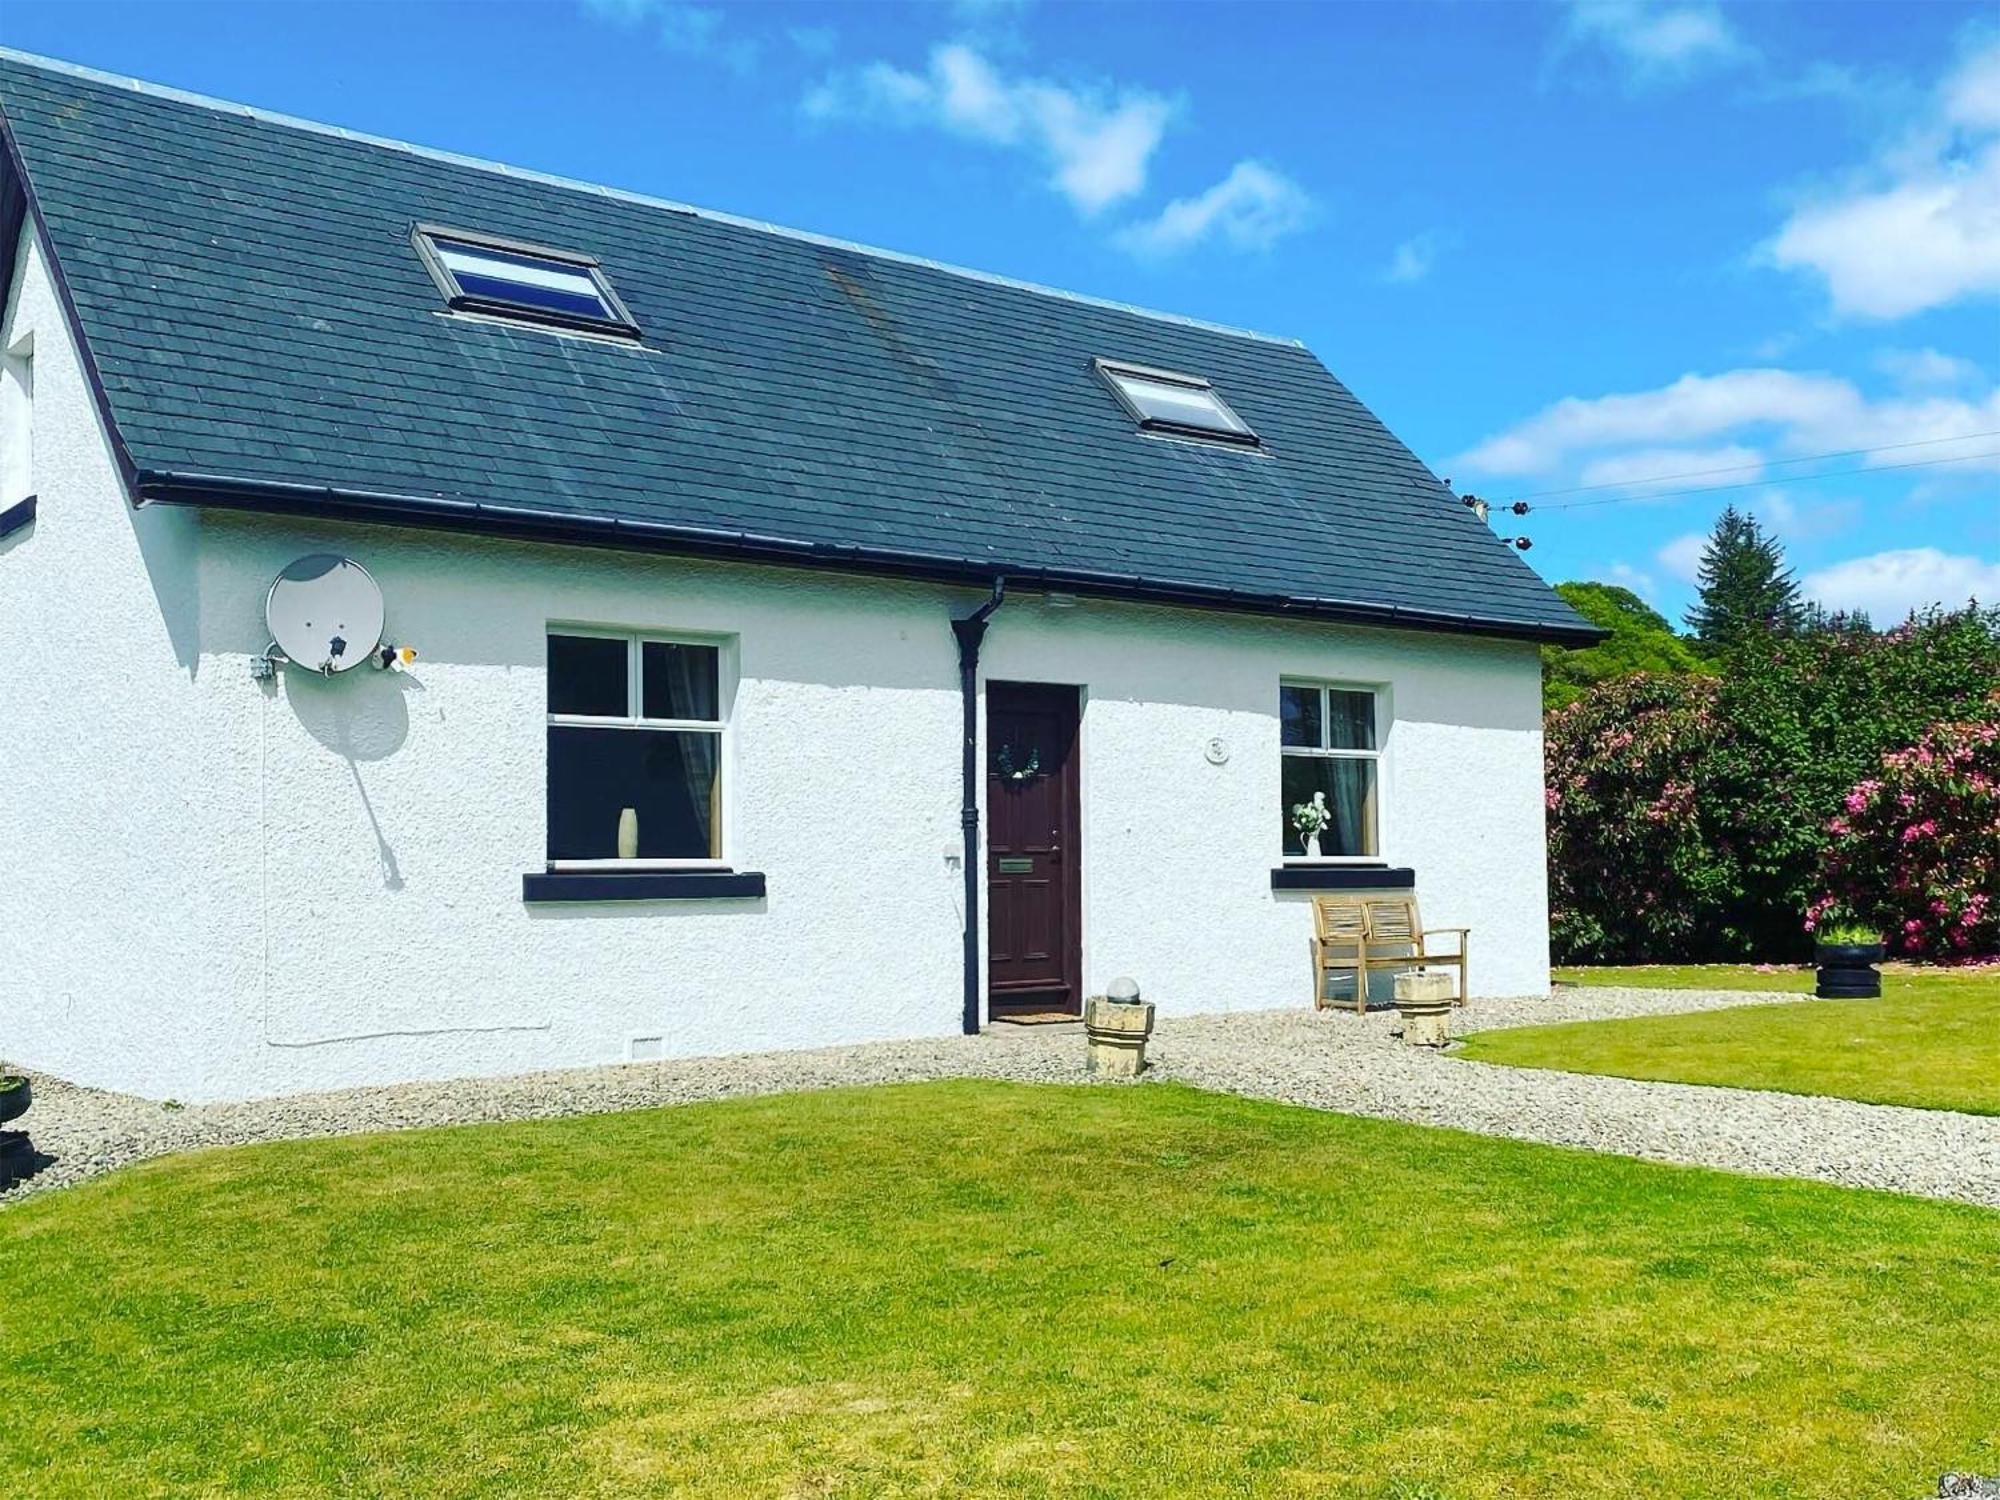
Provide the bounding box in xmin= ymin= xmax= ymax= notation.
xmin=1683 ymin=505 xmax=1801 ymax=650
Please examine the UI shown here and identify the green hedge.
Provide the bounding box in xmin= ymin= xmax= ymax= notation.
xmin=1547 ymin=607 xmax=2000 ymax=963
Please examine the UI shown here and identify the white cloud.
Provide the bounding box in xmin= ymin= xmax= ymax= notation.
xmin=580 ymin=0 xmax=760 ymax=72
xmin=1556 ymin=0 xmax=1753 ymax=87
xmin=1875 ymin=348 xmax=1984 ymax=387
xmin=1112 ymin=160 xmax=1312 ymax=256
xmin=1459 ymin=370 xmax=1851 ymax=475
xmin=1605 ymin=560 xmax=1659 ymax=599
xmin=803 ymin=43 xmax=1173 ymax=215
xmin=1944 ymin=34 xmax=2000 ymax=129
xmin=787 ymin=24 xmax=837 ymax=57
xmin=1657 ymin=532 xmax=1709 ymax=583
xmin=1576 ymin=445 xmax=1766 ymax=491
xmin=1383 ymin=230 xmax=1452 ymax=285
xmin=1767 ymin=39 xmax=2000 ymax=320
xmin=1802 ymin=547 xmax=2000 ymax=622
xmin=1456 ymin=367 xmax=2000 ymax=478
xmin=1769 ymin=144 xmax=2000 ymax=320
xmin=1747 ymin=489 xmax=1860 ymax=543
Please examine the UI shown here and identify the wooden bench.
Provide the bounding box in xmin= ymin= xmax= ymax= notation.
xmin=1310 ymin=896 xmax=1469 ymax=1013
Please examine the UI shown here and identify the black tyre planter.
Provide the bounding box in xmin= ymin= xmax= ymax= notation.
xmin=1815 ymin=943 xmax=1885 ymax=999
xmin=0 ymin=1075 xmax=37 ymax=1189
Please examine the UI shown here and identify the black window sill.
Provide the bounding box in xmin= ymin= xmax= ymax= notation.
xmin=1270 ymin=865 xmax=1415 ymax=892
xmin=523 ymin=870 xmax=766 ymax=902
xmin=0 ymin=495 xmax=35 ymax=540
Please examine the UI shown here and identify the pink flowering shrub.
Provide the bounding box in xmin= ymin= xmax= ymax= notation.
xmin=1546 ymin=605 xmax=2000 ymax=962
xmin=1812 ymin=704 xmax=2000 ymax=959
xmin=1546 ymin=674 xmax=1727 ymax=961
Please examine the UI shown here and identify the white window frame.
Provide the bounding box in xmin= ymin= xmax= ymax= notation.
xmin=1279 ymin=679 xmax=1385 ymax=864
xmin=413 ymin=223 xmax=641 ymax=339
xmin=1093 ymin=357 xmax=1260 ymax=447
xmin=0 ymin=333 xmax=32 ymax=507
xmin=545 ymin=625 xmax=734 ymax=870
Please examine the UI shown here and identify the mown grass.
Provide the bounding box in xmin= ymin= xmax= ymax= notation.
xmin=3 ymin=1081 xmax=1996 ymax=1497
xmin=1483 ymin=966 xmax=2000 ymax=1113
xmin=1554 ymin=963 xmax=1823 ymax=993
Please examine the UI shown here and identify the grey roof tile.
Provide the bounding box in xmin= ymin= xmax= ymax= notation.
xmin=0 ymin=51 xmax=1594 ymax=642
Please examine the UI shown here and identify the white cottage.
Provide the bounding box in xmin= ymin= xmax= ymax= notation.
xmin=0 ymin=53 xmax=1597 ymax=1102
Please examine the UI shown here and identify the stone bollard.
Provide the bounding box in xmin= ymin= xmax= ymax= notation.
xmin=1394 ymin=970 xmax=1455 ymax=1047
xmin=1084 ymin=977 xmax=1155 ymax=1077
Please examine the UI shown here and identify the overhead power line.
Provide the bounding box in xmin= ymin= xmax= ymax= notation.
xmin=1490 ymin=428 xmax=2000 ymax=505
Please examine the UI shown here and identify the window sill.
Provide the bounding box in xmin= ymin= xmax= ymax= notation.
xmin=523 ymin=869 xmax=766 ymax=902
xmin=0 ymin=495 xmax=35 ymax=541
xmin=1270 ymin=865 xmax=1414 ymax=892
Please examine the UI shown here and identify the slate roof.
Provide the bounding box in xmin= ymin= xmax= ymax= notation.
xmin=0 ymin=51 xmax=1597 ymax=644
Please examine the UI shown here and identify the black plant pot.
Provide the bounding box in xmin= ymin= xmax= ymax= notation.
xmin=0 ymin=1077 xmax=28 ymax=1127
xmin=1815 ymin=943 xmax=1885 ymax=999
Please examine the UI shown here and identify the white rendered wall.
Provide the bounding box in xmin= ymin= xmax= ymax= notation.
xmin=1 ymin=224 xmax=1551 ymax=1102
xmin=168 ymin=515 xmax=1551 ymax=1101
xmin=981 ymin=602 xmax=1550 ymax=1013
xmin=186 ymin=518 xmax=970 ymax=1099
xmin=0 ymin=227 xmax=213 ymax=1094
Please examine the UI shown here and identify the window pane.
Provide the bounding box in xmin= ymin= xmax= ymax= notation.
xmin=548 ymin=726 xmax=719 ymax=860
xmin=1281 ymin=755 xmax=1378 ymax=858
xmin=435 ymin=239 xmax=613 ymax=321
xmin=548 ymin=634 xmax=629 ymax=717
xmin=1280 ymin=684 xmax=1322 ymax=749
xmin=1110 ymin=371 xmax=1249 ymax=434
xmin=1326 ymin=690 xmax=1377 ymax=751
xmin=642 ymin=641 xmax=720 ymax=721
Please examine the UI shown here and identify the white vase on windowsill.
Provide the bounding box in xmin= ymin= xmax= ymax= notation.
xmin=617 ymin=807 xmax=639 ymax=860
xmin=1304 ymin=833 xmax=1323 ymax=858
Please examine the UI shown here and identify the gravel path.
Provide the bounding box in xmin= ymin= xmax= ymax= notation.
xmin=5 ymin=985 xmax=1996 ymax=1208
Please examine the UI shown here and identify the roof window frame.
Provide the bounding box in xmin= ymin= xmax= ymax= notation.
xmin=412 ymin=223 xmax=641 ymax=339
xmin=1093 ymin=357 xmax=1260 ymax=448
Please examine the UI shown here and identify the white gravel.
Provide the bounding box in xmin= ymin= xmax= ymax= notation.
xmin=5 ymin=985 xmax=1996 ymax=1208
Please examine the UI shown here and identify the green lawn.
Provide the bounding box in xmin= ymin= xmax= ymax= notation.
xmin=4 ymin=1083 xmax=1996 ymax=1498
xmin=1554 ymin=963 xmax=1825 ymax=993
xmin=1474 ymin=966 xmax=2000 ymax=1114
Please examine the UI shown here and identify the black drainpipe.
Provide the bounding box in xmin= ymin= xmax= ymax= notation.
xmin=951 ymin=577 xmax=1007 ymax=1034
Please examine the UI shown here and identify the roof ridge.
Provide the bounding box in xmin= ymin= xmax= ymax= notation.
xmin=0 ymin=46 xmax=1306 ymax=351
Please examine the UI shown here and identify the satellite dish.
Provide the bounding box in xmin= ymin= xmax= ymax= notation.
xmin=265 ymin=555 xmax=383 ymax=674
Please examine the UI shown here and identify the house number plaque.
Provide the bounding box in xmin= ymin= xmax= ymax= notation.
xmin=997 ymin=857 xmax=1034 ymax=873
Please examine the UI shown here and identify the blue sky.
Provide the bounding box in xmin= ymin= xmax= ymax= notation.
xmin=4 ymin=0 xmax=1996 ymax=624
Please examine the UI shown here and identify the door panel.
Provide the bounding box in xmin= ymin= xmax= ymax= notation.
xmin=986 ymin=681 xmax=1082 ymax=1016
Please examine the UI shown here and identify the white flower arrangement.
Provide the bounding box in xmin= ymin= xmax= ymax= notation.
xmin=1290 ymin=790 xmax=1331 ymax=837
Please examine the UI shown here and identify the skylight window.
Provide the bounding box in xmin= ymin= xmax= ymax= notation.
xmin=413 ymin=225 xmax=638 ymax=337
xmin=1095 ymin=359 xmax=1257 ymax=446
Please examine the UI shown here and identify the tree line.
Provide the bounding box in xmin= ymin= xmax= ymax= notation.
xmin=1542 ymin=507 xmax=1998 ymax=963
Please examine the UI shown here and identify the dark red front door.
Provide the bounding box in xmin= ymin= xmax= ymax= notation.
xmin=985 ymin=681 xmax=1083 ymax=1017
